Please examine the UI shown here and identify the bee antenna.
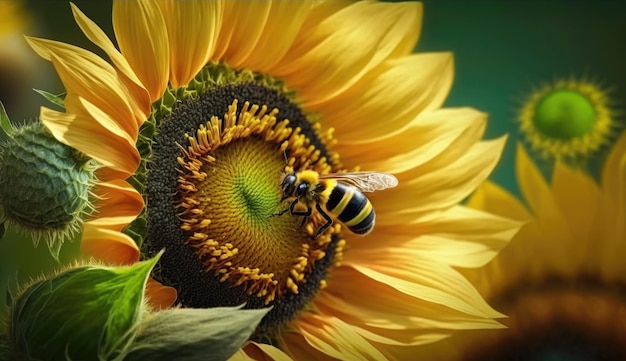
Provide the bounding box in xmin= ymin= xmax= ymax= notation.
xmin=283 ymin=150 xmax=288 ymax=164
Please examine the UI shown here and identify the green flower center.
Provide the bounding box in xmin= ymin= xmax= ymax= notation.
xmin=229 ymin=142 xmax=278 ymax=220
xmin=533 ymin=90 xmax=596 ymax=140
xmin=139 ymin=64 xmax=345 ymax=335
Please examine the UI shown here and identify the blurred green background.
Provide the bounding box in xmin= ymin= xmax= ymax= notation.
xmin=1 ymin=0 xmax=625 ymax=315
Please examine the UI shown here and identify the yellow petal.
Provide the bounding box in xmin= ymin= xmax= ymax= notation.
xmin=293 ymin=313 xmax=388 ymax=361
xmin=227 ymin=349 xmax=251 ymax=361
xmin=378 ymin=336 xmax=467 ymax=361
xmin=70 ymin=3 xmax=151 ymax=125
xmin=373 ymin=209 xmax=519 ymax=270
xmin=404 ymin=110 xmax=488 ymax=177
xmin=232 ymin=342 xmax=294 ymax=361
xmin=145 ymin=278 xmax=177 ymax=309
xmin=40 ymin=102 xmax=140 ymax=176
xmin=477 ymin=222 xmax=571 ymax=294
xmin=345 ymin=249 xmax=504 ymax=319
xmin=515 ymin=143 xmax=571 ymax=243
xmin=250 ymin=343 xmax=293 ymax=361
xmin=551 ymin=161 xmax=600 ymax=239
xmin=589 ymin=131 xmax=626 ymax=277
xmin=274 ymin=1 xmax=422 ymax=104
xmin=214 ymin=1 xmax=316 ymax=73
xmin=113 ymin=0 xmax=169 ymax=102
xmin=317 ymin=266 xmax=504 ymax=340
xmin=598 ymin=131 xmax=626 ymax=241
xmin=94 ymin=167 xmax=136 ymax=183
xmin=242 ymin=2 xmax=316 ymax=73
xmin=377 ymin=207 xmax=520 ymax=268
xmin=26 ymin=37 xmax=139 ymax=140
xmin=407 ymin=235 xmax=509 ymax=269
xmin=314 ymin=52 xmax=453 ymax=140
xmin=81 ymin=222 xmax=140 ymax=265
xmin=279 ymin=333 xmax=336 ymax=361
xmin=339 ymin=106 xmax=481 ymax=174
xmin=373 ymin=137 xmax=506 ymax=223
xmin=157 ymin=0 xmax=222 ymax=88
xmin=466 ymin=181 xmax=531 ymax=221
xmin=212 ymin=1 xmax=271 ymax=64
xmin=90 ymin=179 xmax=144 ymax=231
xmin=412 ymin=205 xmax=521 ymax=240
xmin=602 ymin=131 xmax=626 ymax=197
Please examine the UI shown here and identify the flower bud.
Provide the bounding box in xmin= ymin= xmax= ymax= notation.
xmin=0 ymin=109 xmax=95 ymax=255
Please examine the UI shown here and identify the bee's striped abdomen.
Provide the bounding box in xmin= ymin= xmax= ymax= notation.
xmin=325 ymin=182 xmax=375 ymax=235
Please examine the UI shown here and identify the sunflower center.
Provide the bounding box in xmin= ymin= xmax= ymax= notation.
xmin=177 ymin=126 xmax=326 ymax=304
xmin=518 ymin=79 xmax=615 ymax=160
xmin=208 ymin=139 xmax=281 ymax=223
xmin=533 ymin=90 xmax=596 ymax=139
xmin=143 ymin=67 xmax=345 ymax=334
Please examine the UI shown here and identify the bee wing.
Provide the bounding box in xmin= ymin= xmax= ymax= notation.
xmin=319 ymin=172 xmax=398 ymax=192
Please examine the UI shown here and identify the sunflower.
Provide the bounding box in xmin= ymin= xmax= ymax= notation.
xmin=518 ymin=77 xmax=618 ymax=161
xmin=410 ymin=133 xmax=626 ymax=360
xmin=24 ymin=0 xmax=519 ymax=359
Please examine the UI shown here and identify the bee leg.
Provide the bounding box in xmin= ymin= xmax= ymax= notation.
xmin=287 ymin=200 xmax=312 ymax=228
xmin=299 ymin=211 xmax=309 ymax=228
xmin=314 ymin=203 xmax=333 ymax=238
xmin=271 ymin=207 xmax=290 ymax=217
xmin=271 ymin=199 xmax=299 ymax=217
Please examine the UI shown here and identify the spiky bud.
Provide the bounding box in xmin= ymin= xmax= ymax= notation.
xmin=0 ymin=117 xmax=95 ymax=254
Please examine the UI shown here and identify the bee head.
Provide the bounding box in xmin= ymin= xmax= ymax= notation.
xmin=295 ymin=182 xmax=309 ymax=197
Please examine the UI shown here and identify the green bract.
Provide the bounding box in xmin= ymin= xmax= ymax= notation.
xmin=8 ymin=256 xmax=158 ymax=361
xmin=126 ymin=306 xmax=271 ymax=361
xmin=5 ymin=252 xmax=270 ymax=361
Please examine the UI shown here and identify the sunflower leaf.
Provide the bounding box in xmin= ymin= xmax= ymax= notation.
xmin=33 ymin=89 xmax=66 ymax=109
xmin=125 ymin=305 xmax=271 ymax=361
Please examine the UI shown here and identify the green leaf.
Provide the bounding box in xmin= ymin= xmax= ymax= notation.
xmin=33 ymin=89 xmax=66 ymax=109
xmin=9 ymin=254 xmax=160 ymax=361
xmin=125 ymin=305 xmax=271 ymax=361
xmin=0 ymin=102 xmax=14 ymax=138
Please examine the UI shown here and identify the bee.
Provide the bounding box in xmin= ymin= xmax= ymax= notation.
xmin=276 ymin=170 xmax=399 ymax=238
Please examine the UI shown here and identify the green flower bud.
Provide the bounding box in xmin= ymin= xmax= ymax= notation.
xmin=8 ymin=256 xmax=159 ymax=361
xmin=0 ymin=103 xmax=95 ymax=256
